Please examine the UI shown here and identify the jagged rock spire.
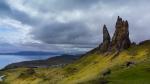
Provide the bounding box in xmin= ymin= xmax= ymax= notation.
xmin=99 ymin=24 xmax=110 ymax=52
xmin=99 ymin=16 xmax=131 ymax=53
xmin=111 ymin=16 xmax=131 ymax=51
xmin=103 ymin=24 xmax=110 ymax=42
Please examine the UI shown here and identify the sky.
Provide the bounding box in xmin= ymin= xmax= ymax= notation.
xmin=0 ymin=0 xmax=150 ymax=54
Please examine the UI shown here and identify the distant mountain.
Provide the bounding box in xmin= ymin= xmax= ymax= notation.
xmin=3 ymin=54 xmax=81 ymax=70
xmin=0 ymin=51 xmax=61 ymax=56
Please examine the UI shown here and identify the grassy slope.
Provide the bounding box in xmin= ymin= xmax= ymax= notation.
xmin=0 ymin=42 xmax=150 ymax=84
xmin=108 ymin=60 xmax=150 ymax=84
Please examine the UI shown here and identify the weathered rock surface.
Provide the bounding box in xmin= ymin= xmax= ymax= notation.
xmin=111 ymin=16 xmax=131 ymax=51
xmin=99 ymin=16 xmax=131 ymax=53
xmin=100 ymin=25 xmax=111 ymax=52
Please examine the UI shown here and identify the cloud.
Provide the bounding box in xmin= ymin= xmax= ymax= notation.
xmin=31 ymin=21 xmax=99 ymax=45
xmin=0 ymin=0 xmax=150 ymax=53
xmin=0 ymin=17 xmax=36 ymax=44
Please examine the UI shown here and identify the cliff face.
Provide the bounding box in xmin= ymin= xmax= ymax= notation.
xmin=100 ymin=16 xmax=131 ymax=53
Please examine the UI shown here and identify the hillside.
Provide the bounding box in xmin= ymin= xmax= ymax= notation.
xmin=0 ymin=17 xmax=150 ymax=84
xmin=0 ymin=40 xmax=150 ymax=84
xmin=3 ymin=54 xmax=81 ymax=70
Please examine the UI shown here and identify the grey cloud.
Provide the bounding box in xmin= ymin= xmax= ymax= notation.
xmin=29 ymin=0 xmax=100 ymax=12
xmin=0 ymin=1 xmax=10 ymax=11
xmin=0 ymin=0 xmax=12 ymax=17
xmin=11 ymin=10 xmax=40 ymax=26
xmin=0 ymin=0 xmax=40 ymax=26
xmin=17 ymin=0 xmax=150 ymax=44
xmin=32 ymin=21 xmax=99 ymax=45
xmin=0 ymin=0 xmax=150 ymax=53
xmin=52 ymin=0 xmax=100 ymax=10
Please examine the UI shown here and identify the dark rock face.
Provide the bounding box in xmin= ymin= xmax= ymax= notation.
xmin=100 ymin=25 xmax=111 ymax=52
xmin=111 ymin=16 xmax=131 ymax=51
xmin=99 ymin=16 xmax=131 ymax=53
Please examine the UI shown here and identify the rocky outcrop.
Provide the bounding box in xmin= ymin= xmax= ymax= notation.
xmin=99 ymin=16 xmax=131 ymax=53
xmin=99 ymin=25 xmax=111 ymax=52
xmin=111 ymin=16 xmax=131 ymax=51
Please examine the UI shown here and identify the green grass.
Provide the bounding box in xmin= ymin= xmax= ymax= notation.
xmin=107 ymin=60 xmax=150 ymax=84
xmin=0 ymin=42 xmax=150 ymax=84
